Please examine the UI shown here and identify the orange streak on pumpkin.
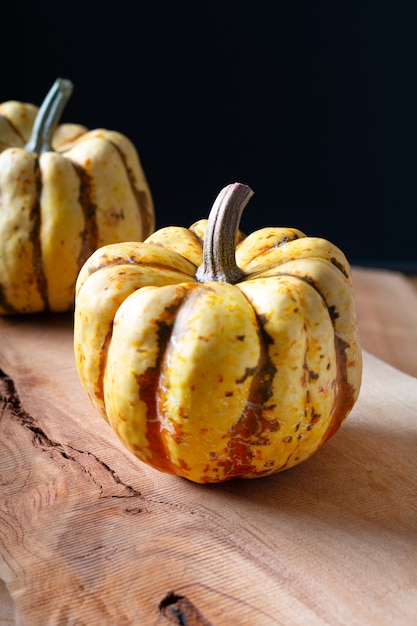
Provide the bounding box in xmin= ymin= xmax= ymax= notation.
xmin=70 ymin=161 xmax=99 ymax=266
xmin=135 ymin=321 xmax=179 ymax=474
xmin=109 ymin=140 xmax=154 ymax=239
xmin=135 ymin=286 xmax=198 ymax=475
xmin=30 ymin=157 xmax=49 ymax=310
xmin=95 ymin=326 xmax=113 ymax=405
xmin=218 ymin=318 xmax=280 ymax=481
xmin=323 ymin=335 xmax=357 ymax=442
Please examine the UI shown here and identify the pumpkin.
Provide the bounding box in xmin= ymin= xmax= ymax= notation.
xmin=0 ymin=78 xmax=154 ymax=314
xmin=74 ymin=182 xmax=362 ymax=484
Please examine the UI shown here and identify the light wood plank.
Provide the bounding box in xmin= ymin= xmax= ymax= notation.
xmin=352 ymin=267 xmax=417 ymax=378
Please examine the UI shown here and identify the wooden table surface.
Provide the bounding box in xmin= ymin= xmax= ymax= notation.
xmin=350 ymin=267 xmax=417 ymax=379
xmin=1 ymin=265 xmax=416 ymax=626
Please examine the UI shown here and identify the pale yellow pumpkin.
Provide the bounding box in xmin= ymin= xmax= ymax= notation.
xmin=74 ymin=183 xmax=362 ymax=483
xmin=0 ymin=78 xmax=154 ymax=314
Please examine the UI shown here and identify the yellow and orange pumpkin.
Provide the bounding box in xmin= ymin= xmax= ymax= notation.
xmin=74 ymin=182 xmax=362 ymax=483
xmin=0 ymin=78 xmax=154 ymax=314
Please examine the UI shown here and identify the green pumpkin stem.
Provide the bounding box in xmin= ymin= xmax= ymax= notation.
xmin=25 ymin=78 xmax=74 ymax=154
xmin=196 ymin=182 xmax=254 ymax=284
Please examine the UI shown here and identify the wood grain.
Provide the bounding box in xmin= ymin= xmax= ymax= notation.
xmin=1 ymin=267 xmax=417 ymax=626
xmin=352 ymin=267 xmax=417 ymax=378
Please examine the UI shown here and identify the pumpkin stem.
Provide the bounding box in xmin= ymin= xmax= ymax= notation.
xmin=25 ymin=78 xmax=74 ymax=154
xmin=196 ymin=182 xmax=254 ymax=284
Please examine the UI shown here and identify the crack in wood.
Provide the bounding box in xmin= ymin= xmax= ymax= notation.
xmin=0 ymin=366 xmax=142 ymax=500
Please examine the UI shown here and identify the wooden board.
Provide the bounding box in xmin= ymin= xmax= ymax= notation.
xmin=1 ymin=268 xmax=417 ymax=625
xmin=352 ymin=267 xmax=417 ymax=378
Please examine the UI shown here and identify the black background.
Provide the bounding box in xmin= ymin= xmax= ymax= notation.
xmin=3 ymin=2 xmax=417 ymax=270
